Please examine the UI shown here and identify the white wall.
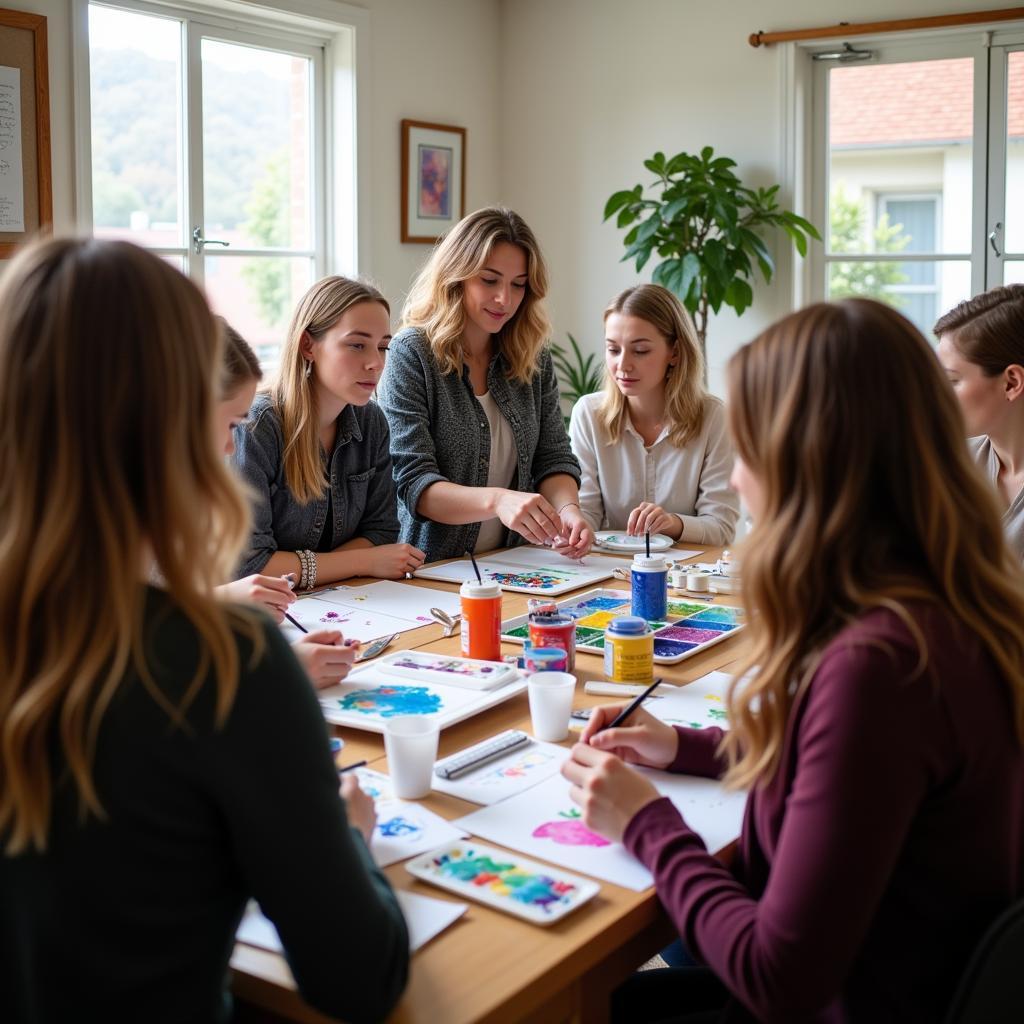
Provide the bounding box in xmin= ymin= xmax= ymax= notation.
xmin=497 ymin=0 xmax=1011 ymax=395
xmin=4 ymin=0 xmax=502 ymax=312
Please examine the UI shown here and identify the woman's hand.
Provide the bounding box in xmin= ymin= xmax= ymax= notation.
xmin=354 ymin=542 xmax=425 ymax=580
xmin=215 ymin=574 xmax=295 ymax=622
xmin=553 ymin=504 xmax=593 ymax=559
xmin=292 ymin=630 xmax=360 ymax=689
xmin=626 ymin=502 xmax=682 ymax=539
xmin=341 ymin=773 xmax=376 ymax=847
xmin=493 ymin=489 xmax=564 ymax=546
xmin=561 ymin=743 xmax=662 ymax=843
xmin=580 ymin=704 xmax=679 ymax=769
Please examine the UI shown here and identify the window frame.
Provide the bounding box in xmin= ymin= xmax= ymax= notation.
xmin=71 ymin=0 xmax=369 ymax=277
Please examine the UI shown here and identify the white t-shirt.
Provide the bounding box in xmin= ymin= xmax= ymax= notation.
xmin=969 ymin=435 xmax=1024 ymax=560
xmin=568 ymin=392 xmax=739 ymax=546
xmin=474 ymin=390 xmax=517 ymax=553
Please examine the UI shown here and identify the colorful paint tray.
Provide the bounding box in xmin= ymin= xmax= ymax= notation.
xmin=500 ymin=588 xmax=745 ymax=665
xmin=406 ymin=839 xmax=599 ymax=925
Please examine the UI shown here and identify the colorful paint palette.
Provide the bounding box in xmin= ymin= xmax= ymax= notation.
xmin=500 ymin=588 xmax=744 ymax=664
xmin=405 ymin=840 xmax=600 ymax=925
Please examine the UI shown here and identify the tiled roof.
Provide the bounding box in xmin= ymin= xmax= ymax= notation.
xmin=830 ymin=55 xmax=1024 ymax=146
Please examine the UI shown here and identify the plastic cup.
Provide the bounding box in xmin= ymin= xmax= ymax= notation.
xmin=383 ymin=715 xmax=440 ymax=798
xmin=527 ymin=671 xmax=576 ymax=742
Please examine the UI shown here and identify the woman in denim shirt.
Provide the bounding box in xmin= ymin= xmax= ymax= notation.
xmin=232 ymin=278 xmax=425 ymax=586
xmin=377 ymin=207 xmax=592 ymax=564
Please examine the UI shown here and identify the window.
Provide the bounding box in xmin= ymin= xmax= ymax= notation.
xmin=78 ymin=0 xmax=362 ymax=366
xmin=808 ymin=30 xmax=1024 ymax=337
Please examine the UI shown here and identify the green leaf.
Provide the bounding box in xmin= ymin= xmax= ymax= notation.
xmin=660 ymin=197 xmax=690 ymax=224
xmin=679 ymin=252 xmax=701 ymax=303
xmin=700 ymin=145 xmax=714 ymax=163
xmin=635 ymin=213 xmax=662 ymax=243
xmin=652 ymin=258 xmax=681 ymax=290
xmin=644 ymin=151 xmax=667 ymax=176
xmin=783 ymin=211 xmax=822 ymax=239
xmin=617 ymin=206 xmax=640 ymax=229
xmin=604 ymin=190 xmax=636 ymax=220
xmin=781 ymin=221 xmax=808 ymax=258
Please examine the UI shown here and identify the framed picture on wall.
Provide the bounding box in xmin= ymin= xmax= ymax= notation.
xmin=0 ymin=7 xmax=52 ymax=257
xmin=401 ymin=119 xmax=466 ymax=244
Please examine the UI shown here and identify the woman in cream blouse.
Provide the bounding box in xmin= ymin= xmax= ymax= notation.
xmin=568 ymin=284 xmax=738 ymax=546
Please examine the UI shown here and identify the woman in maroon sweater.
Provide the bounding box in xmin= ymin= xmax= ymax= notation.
xmin=563 ymin=298 xmax=1024 ymax=1023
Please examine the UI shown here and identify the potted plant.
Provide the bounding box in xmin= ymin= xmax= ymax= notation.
xmin=604 ymin=147 xmax=821 ymax=358
xmin=550 ymin=333 xmax=603 ymax=427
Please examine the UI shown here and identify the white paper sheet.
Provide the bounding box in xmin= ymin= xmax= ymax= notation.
xmin=237 ymin=890 xmax=467 ymax=955
xmin=415 ymin=546 xmax=616 ymax=595
xmin=645 ymin=670 xmax=734 ymax=731
xmin=280 ymin=581 xmax=461 ymax=643
xmin=371 ymin=799 xmax=468 ymax=868
xmin=432 ymin=738 xmax=568 ymax=805
xmin=456 ymin=769 xmax=745 ymax=891
xmin=0 ymin=66 xmax=25 ymax=232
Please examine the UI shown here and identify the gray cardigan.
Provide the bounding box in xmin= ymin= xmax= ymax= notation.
xmin=377 ymin=327 xmax=581 ymax=563
xmin=231 ymin=393 xmax=399 ymax=577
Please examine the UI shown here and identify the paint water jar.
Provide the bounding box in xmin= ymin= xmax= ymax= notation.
xmin=523 ymin=646 xmax=569 ymax=673
xmin=631 ymin=553 xmax=669 ymax=620
xmin=527 ymin=611 xmax=576 ymax=671
xmin=603 ymin=616 xmax=655 ymax=684
xmin=460 ymin=580 xmax=502 ymax=661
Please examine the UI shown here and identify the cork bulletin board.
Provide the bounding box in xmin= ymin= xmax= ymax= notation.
xmin=0 ymin=7 xmax=51 ymax=257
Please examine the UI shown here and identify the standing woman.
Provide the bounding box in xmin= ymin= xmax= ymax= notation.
xmin=935 ymin=285 xmax=1024 ymax=559
xmin=0 ymin=239 xmax=408 ymax=1022
xmin=377 ymin=207 xmax=591 ymax=563
xmin=564 ymin=299 xmax=1024 ymax=1022
xmin=232 ymin=277 xmax=425 ymax=586
xmin=569 ymin=285 xmax=738 ymax=544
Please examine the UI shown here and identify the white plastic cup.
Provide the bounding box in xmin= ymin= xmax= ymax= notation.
xmin=383 ymin=715 xmax=440 ymax=799
xmin=527 ymin=671 xmax=576 ymax=742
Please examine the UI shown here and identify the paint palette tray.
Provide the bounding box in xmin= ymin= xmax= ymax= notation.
xmin=374 ymin=651 xmax=517 ymax=691
xmin=594 ymin=531 xmax=675 ymax=553
xmin=500 ymin=588 xmax=745 ymax=664
xmin=406 ymin=840 xmax=599 ymax=925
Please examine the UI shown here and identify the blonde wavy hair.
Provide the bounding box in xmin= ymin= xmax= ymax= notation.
xmin=724 ymin=298 xmax=1024 ymax=791
xmin=0 ymin=238 xmax=260 ymax=855
xmin=402 ymin=206 xmax=550 ymax=384
xmin=599 ymin=284 xmax=707 ymax=447
xmin=273 ymin=277 xmax=390 ymax=504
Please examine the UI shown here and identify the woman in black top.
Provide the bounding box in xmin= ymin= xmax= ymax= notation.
xmin=0 ymin=239 xmax=409 ymax=1023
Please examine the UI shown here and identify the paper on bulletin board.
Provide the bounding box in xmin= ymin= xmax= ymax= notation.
xmin=0 ymin=66 xmax=25 ymax=232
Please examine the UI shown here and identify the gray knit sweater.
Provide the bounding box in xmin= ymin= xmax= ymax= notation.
xmin=377 ymin=327 xmax=581 ymax=563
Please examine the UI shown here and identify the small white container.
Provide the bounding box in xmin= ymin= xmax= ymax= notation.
xmin=527 ymin=671 xmax=576 ymax=742
xmin=383 ymin=715 xmax=440 ymax=799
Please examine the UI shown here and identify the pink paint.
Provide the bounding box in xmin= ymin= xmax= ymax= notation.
xmin=532 ymin=814 xmax=610 ymax=848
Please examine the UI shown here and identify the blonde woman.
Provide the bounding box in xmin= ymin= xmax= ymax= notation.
xmin=935 ymin=285 xmax=1024 ymax=559
xmin=564 ymin=300 xmax=1024 ymax=1022
xmin=214 ymin=320 xmax=360 ymax=689
xmin=377 ymin=207 xmax=591 ymax=563
xmin=0 ymin=239 xmax=408 ymax=1021
xmin=232 ymin=277 xmax=424 ymax=585
xmin=569 ymin=285 xmax=738 ymax=544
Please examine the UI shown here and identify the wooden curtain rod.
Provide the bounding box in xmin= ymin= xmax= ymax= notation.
xmin=749 ymin=7 xmax=1024 ymax=47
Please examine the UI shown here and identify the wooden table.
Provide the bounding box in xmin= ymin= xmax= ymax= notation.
xmin=232 ymin=548 xmax=743 ymax=1024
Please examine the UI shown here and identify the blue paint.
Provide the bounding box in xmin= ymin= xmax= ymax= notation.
xmin=631 ymin=558 xmax=668 ymax=620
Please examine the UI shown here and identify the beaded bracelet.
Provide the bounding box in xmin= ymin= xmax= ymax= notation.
xmin=305 ymin=550 xmax=318 ymax=591
xmin=297 ymin=549 xmax=311 ymax=591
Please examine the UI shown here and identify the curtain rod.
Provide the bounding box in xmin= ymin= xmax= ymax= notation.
xmin=749 ymin=7 xmax=1024 ymax=47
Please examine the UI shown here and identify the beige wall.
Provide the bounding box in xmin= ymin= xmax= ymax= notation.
xmin=3 ymin=0 xmax=502 ymax=311
xmin=497 ymin=0 xmax=1010 ymax=393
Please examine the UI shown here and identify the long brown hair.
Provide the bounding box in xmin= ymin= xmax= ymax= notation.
xmin=273 ymin=277 xmax=389 ymax=504
xmin=933 ymin=284 xmax=1024 ymax=375
xmin=402 ymin=206 xmax=550 ymax=384
xmin=599 ymin=284 xmax=707 ymax=446
xmin=218 ymin=317 xmax=262 ymax=395
xmin=0 ymin=238 xmax=259 ymax=854
xmin=724 ymin=298 xmax=1024 ymax=790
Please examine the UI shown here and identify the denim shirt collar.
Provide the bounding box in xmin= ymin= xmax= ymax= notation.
xmin=329 ymin=403 xmax=363 ymax=453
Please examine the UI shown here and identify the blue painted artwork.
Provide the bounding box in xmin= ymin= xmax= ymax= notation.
xmin=378 ymin=815 xmax=423 ymax=838
xmin=335 ymin=685 xmax=443 ymax=717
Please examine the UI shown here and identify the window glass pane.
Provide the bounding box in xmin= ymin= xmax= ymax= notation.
xmin=1003 ymin=51 xmax=1024 ymax=255
xmin=201 ymin=40 xmax=312 ymax=251
xmin=1003 ymin=260 xmax=1024 ymax=284
xmin=88 ymin=5 xmax=184 ymax=247
xmin=829 ymin=59 xmax=973 ymax=256
xmin=828 ymin=259 xmax=971 ymax=339
xmin=203 ymin=255 xmax=314 ymax=366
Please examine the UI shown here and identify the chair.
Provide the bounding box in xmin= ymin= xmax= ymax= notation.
xmin=944 ymin=899 xmax=1024 ymax=1023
